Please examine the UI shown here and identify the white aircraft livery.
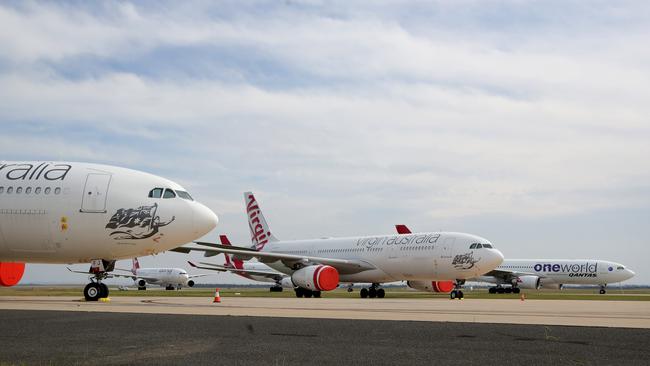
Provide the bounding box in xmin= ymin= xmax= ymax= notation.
xmin=113 ymin=258 xmax=207 ymax=290
xmin=395 ymin=225 xmax=635 ymax=295
xmin=0 ymin=161 xmax=219 ymax=300
xmin=174 ymin=192 xmax=504 ymax=299
xmin=475 ymin=259 xmax=635 ymax=294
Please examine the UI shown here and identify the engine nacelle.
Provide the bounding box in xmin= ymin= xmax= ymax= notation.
xmin=187 ymin=280 xmax=195 ymax=287
xmin=0 ymin=262 xmax=25 ymax=287
xmin=539 ymin=277 xmax=562 ymax=289
xmin=515 ymin=275 xmax=540 ymax=289
xmin=137 ymin=279 xmax=147 ymax=287
xmin=291 ymin=265 xmax=339 ymax=291
xmin=407 ymin=280 xmax=454 ymax=293
xmin=279 ymin=277 xmax=295 ymax=288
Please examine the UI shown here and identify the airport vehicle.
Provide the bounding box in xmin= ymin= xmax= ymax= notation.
xmin=188 ymin=235 xmax=291 ymax=292
xmin=113 ymin=257 xmax=208 ymax=290
xmin=396 ymin=225 xmax=635 ymax=294
xmin=174 ymin=192 xmax=504 ymax=299
xmin=0 ymin=161 xmax=219 ymax=300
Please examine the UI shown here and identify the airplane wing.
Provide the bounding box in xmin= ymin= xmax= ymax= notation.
xmin=172 ymin=242 xmax=376 ymax=275
xmin=479 ymin=269 xmax=544 ymax=281
xmin=66 ymin=267 xmax=158 ymax=281
xmin=188 ymin=261 xmax=287 ymax=281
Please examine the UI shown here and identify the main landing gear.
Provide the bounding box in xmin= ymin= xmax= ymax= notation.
xmin=488 ymin=286 xmax=521 ymax=294
xmin=294 ymin=287 xmax=321 ymax=298
xmin=599 ymin=285 xmax=607 ymax=294
xmin=83 ymin=259 xmax=115 ymax=302
xmin=270 ymin=285 xmax=283 ymax=292
xmin=450 ymin=280 xmax=465 ymax=300
xmin=360 ymin=283 xmax=385 ymax=299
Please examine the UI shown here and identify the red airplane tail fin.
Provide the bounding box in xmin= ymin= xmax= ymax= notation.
xmin=219 ymin=234 xmax=244 ymax=270
xmin=395 ymin=224 xmax=412 ymax=234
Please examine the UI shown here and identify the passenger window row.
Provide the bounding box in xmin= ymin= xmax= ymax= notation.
xmin=0 ymin=186 xmax=62 ymax=195
xmin=148 ymin=187 xmax=194 ymax=201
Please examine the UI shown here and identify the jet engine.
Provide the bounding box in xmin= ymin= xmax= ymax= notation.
xmin=407 ymin=280 xmax=454 ymax=293
xmin=137 ymin=279 xmax=146 ymax=287
xmin=539 ymin=278 xmax=563 ymax=290
xmin=291 ymin=265 xmax=339 ymax=291
xmin=280 ymin=277 xmax=295 ymax=288
xmin=0 ymin=262 xmax=25 ymax=287
xmin=187 ymin=280 xmax=195 ymax=287
xmin=514 ymin=275 xmax=540 ymax=289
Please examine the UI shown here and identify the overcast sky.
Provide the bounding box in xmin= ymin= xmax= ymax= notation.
xmin=1 ymin=1 xmax=648 ymax=285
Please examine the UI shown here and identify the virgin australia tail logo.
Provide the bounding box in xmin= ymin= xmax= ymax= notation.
xmin=105 ymin=203 xmax=175 ymax=240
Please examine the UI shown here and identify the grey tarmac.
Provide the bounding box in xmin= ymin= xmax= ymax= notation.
xmin=1 ymin=310 xmax=649 ymax=366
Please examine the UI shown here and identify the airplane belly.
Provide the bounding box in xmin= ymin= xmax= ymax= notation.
xmin=0 ymin=210 xmax=55 ymax=255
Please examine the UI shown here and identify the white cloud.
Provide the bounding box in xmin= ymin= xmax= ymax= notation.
xmin=1 ymin=1 xmax=649 ymax=283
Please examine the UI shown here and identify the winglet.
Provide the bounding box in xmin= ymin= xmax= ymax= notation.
xmin=395 ymin=224 xmax=412 ymax=234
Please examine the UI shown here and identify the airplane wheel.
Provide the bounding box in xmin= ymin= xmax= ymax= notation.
xmin=505 ymin=287 xmax=513 ymax=294
xmin=138 ymin=286 xmax=146 ymax=291
xmin=368 ymin=288 xmax=377 ymax=298
xmin=488 ymin=287 xmax=496 ymax=294
xmin=450 ymin=290 xmax=457 ymax=300
xmin=457 ymin=290 xmax=464 ymax=299
xmin=313 ymin=291 xmax=321 ymax=298
xmin=84 ymin=283 xmax=101 ymax=302
xmin=497 ymin=287 xmax=505 ymax=294
xmin=295 ymin=288 xmax=304 ymax=298
xmin=99 ymin=283 xmax=109 ymax=298
xmin=360 ymin=288 xmax=369 ymax=298
xmin=304 ymin=290 xmax=313 ymax=298
xmin=599 ymin=289 xmax=606 ymax=294
xmin=377 ymin=289 xmax=385 ymax=298
xmin=513 ymin=288 xmax=521 ymax=294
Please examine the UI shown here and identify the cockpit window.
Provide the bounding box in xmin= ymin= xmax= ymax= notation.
xmin=148 ymin=188 xmax=163 ymax=198
xmin=163 ymin=189 xmax=176 ymax=199
xmin=482 ymin=243 xmax=493 ymax=248
xmin=476 ymin=243 xmax=483 ymax=249
xmin=617 ymin=266 xmax=625 ymax=270
xmin=176 ymin=190 xmax=194 ymax=201
xmin=470 ymin=243 xmax=477 ymax=249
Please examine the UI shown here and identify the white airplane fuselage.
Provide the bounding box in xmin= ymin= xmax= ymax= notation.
xmin=0 ymin=161 xmax=218 ymax=264
xmin=476 ymin=259 xmax=635 ymax=287
xmin=135 ymin=268 xmax=193 ymax=288
xmin=262 ymin=232 xmax=504 ymax=283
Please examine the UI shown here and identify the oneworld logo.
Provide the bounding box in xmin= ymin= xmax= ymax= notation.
xmin=533 ymin=262 xmax=598 ymax=278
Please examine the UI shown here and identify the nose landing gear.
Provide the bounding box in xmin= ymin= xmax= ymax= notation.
xmin=450 ymin=280 xmax=465 ymax=300
xmin=599 ymin=285 xmax=607 ymax=294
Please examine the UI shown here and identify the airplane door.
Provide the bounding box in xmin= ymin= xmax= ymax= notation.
xmin=80 ymin=174 xmax=111 ymax=213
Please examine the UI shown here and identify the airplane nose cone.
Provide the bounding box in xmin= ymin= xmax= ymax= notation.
xmin=193 ymin=203 xmax=218 ymax=237
xmin=626 ymin=268 xmax=636 ymax=280
xmin=489 ymin=249 xmax=505 ymax=269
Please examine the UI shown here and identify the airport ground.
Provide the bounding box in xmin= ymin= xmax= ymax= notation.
xmin=1 ymin=287 xmax=649 ymax=365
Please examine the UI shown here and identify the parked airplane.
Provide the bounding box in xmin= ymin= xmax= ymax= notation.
xmin=188 ymin=235 xmax=291 ymax=292
xmin=173 ymin=192 xmax=504 ymax=299
xmin=0 ymin=161 xmax=219 ymax=300
xmin=114 ymin=257 xmax=208 ymax=290
xmin=396 ymin=225 xmax=635 ymax=295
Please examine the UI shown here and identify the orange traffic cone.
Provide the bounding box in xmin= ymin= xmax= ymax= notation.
xmin=520 ymin=293 xmax=525 ymax=301
xmin=213 ymin=288 xmax=221 ymax=303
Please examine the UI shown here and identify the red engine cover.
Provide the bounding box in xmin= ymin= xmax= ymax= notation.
xmin=432 ymin=280 xmax=454 ymax=293
xmin=0 ymin=262 xmax=25 ymax=287
xmin=313 ymin=265 xmax=339 ymax=291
